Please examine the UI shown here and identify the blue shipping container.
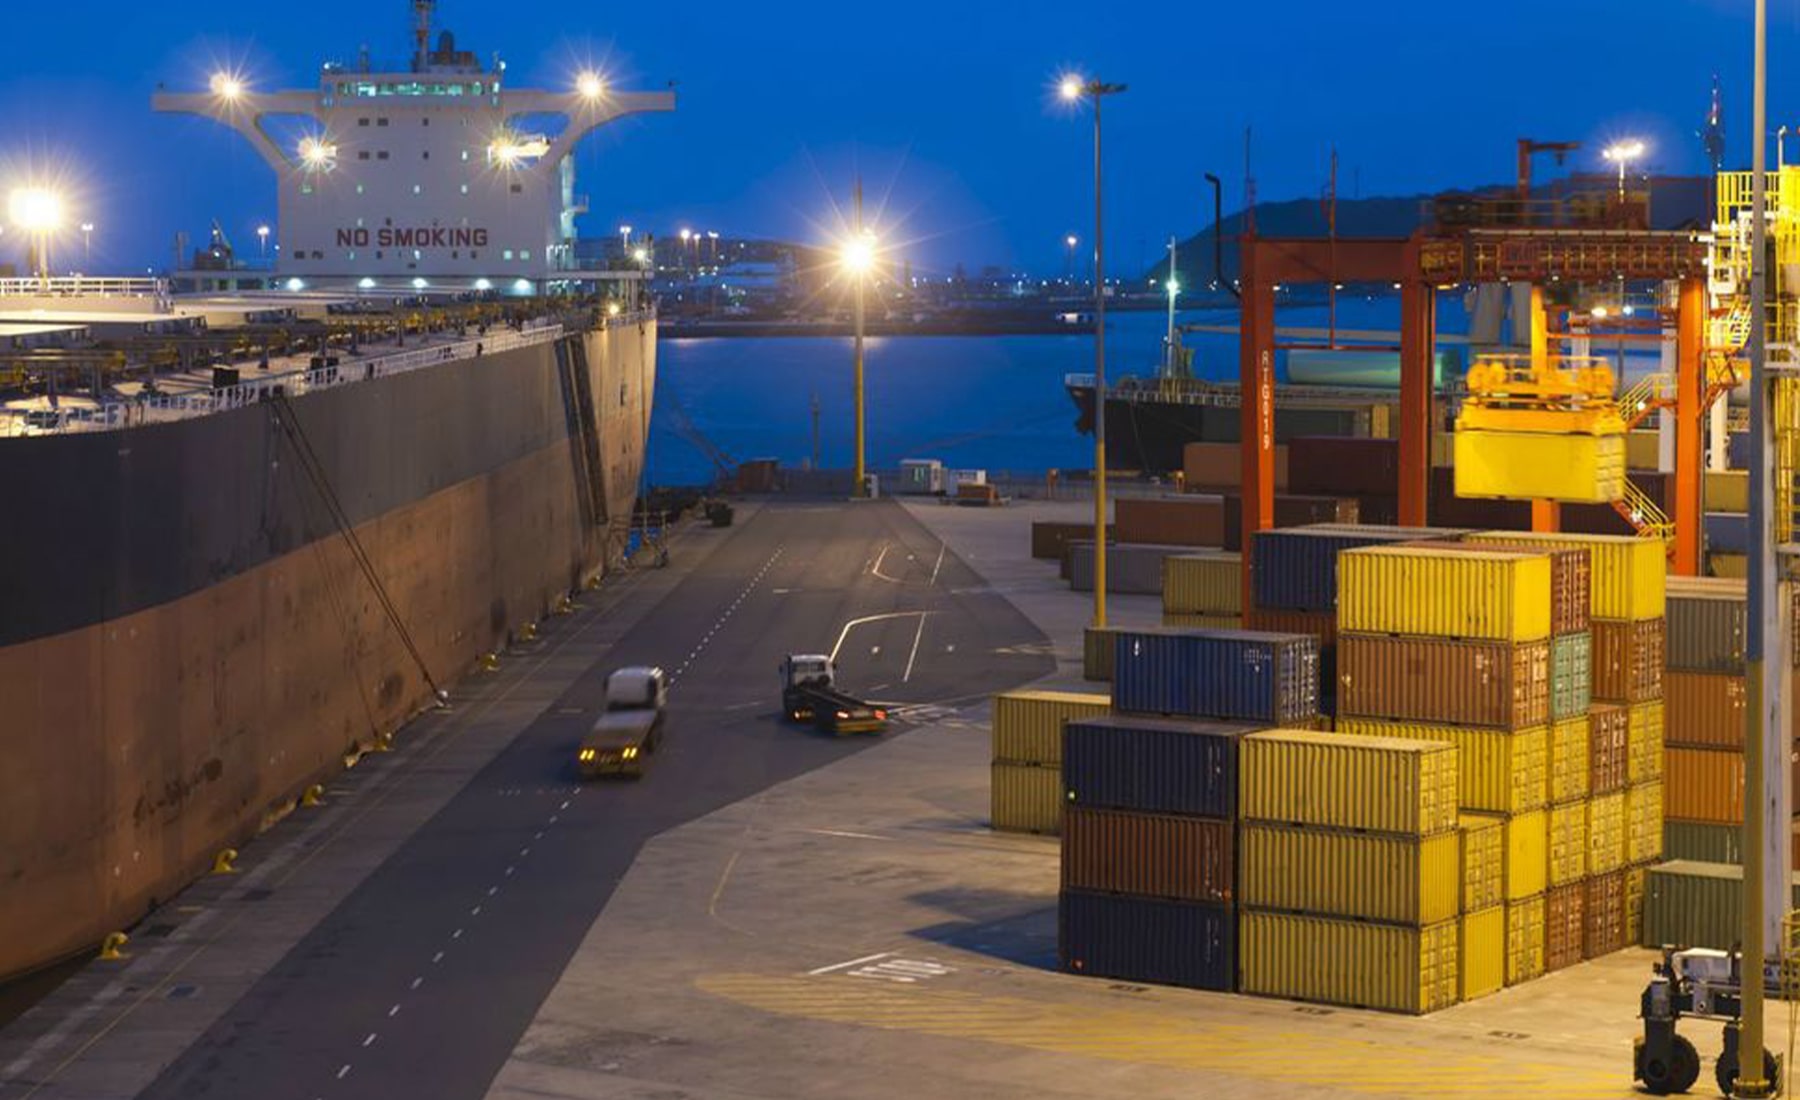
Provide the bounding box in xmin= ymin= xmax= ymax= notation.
xmin=1706 ymin=512 xmax=1747 ymax=555
xmin=1063 ymin=713 xmax=1260 ymax=818
xmin=1112 ymin=628 xmax=1319 ymax=725
xmin=1252 ymin=524 xmax=1468 ymax=612
xmin=1060 ymin=889 xmax=1235 ymax=992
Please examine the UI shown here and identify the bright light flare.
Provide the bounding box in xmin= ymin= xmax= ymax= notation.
xmin=577 ymin=71 xmax=605 ymax=99
xmin=840 ymin=231 xmax=877 ymax=276
xmin=298 ymin=137 xmax=337 ymax=168
xmin=631 ymin=247 xmax=649 ymax=264
xmin=1058 ymin=75 xmax=1085 ymax=102
xmin=8 ymin=188 xmax=63 ymax=231
xmin=1602 ymin=139 xmax=1646 ymax=164
xmin=1167 ymin=278 xmax=1181 ymax=297
xmin=210 ymin=72 xmax=245 ymax=100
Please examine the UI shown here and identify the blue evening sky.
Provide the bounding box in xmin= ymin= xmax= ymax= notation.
xmin=0 ymin=0 xmax=1781 ymax=278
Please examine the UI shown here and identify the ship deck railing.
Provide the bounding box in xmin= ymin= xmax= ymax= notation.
xmin=0 ymin=313 xmax=624 ymax=438
xmin=1065 ymin=373 xmax=1411 ymax=407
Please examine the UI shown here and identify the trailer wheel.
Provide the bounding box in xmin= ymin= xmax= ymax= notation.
xmin=1668 ymin=1034 xmax=1699 ymax=1094
xmin=1716 ymin=1046 xmax=1779 ymax=1098
xmin=1637 ymin=1039 xmax=1676 ymax=1095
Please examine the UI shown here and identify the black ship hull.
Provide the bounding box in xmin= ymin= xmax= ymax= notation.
xmin=1066 ymin=380 xmax=1377 ymax=474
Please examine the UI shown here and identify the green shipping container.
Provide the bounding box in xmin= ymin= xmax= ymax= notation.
xmin=1549 ymin=633 xmax=1592 ymax=721
xmin=1642 ymin=860 xmax=1800 ymax=949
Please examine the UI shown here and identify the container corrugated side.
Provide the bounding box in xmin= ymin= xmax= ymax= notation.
xmin=1251 ymin=525 xmax=1457 ymax=613
xmin=1590 ymin=703 xmax=1630 ymax=794
xmin=1665 ymin=671 xmax=1744 ymax=749
xmin=991 ymin=763 xmax=1062 ymax=835
xmin=1548 ymin=716 xmax=1591 ymax=804
xmin=1112 ymin=629 xmax=1320 ymax=725
xmin=1238 ymin=910 xmax=1459 ymax=1015
xmin=1083 ymin=626 xmax=1118 ymax=682
xmin=1549 ymin=633 xmax=1592 ymax=722
xmin=1506 ymin=894 xmax=1547 ymax=985
xmin=1064 ymin=715 xmax=1257 ymax=818
xmin=1465 ymin=808 xmax=1547 ymax=902
xmin=1459 ymin=815 xmax=1506 ymax=912
xmin=1545 ymin=882 xmax=1586 ymax=971
xmin=1336 ymin=718 xmax=1548 ymax=815
xmin=1643 ymin=861 xmax=1800 ymax=950
xmin=1163 ymin=612 xmax=1242 ymax=630
xmin=1665 ymin=820 xmax=1743 ymax=864
xmin=1238 ymin=824 xmax=1459 ymax=925
xmin=1059 ymin=890 xmax=1235 ymax=991
xmin=991 ymin=690 xmax=1112 ymax=765
xmin=1460 ymin=906 xmax=1506 ymax=1002
xmin=1032 ymin=521 xmax=1112 ymax=562
xmin=1664 ymin=746 xmax=1742 ymax=824
xmin=1337 ymin=547 xmax=1552 ymax=642
xmin=1583 ymin=870 xmax=1626 ymax=958
xmin=1336 ymin=634 xmax=1548 ymax=730
xmin=1162 ymin=552 xmax=1243 ymax=615
xmin=1071 ymin=542 xmax=1180 ymax=595
xmin=1062 ymin=807 xmax=1235 ymax=904
xmin=1115 ymin=496 xmax=1226 ymax=548
xmin=1626 ymin=781 xmax=1664 ymax=865
xmin=1627 ymin=701 xmax=1665 ymax=784
xmin=1472 ymin=531 xmax=1666 ymax=621
xmin=1238 ymin=729 xmax=1459 ymax=836
xmin=1592 ymin=619 xmax=1666 ymax=703
xmin=1587 ymin=790 xmax=1627 ymax=874
xmin=1547 ymin=801 xmax=1587 ymax=887
xmin=1666 ymin=585 xmax=1747 ymax=671
xmin=1625 ymin=863 xmax=1649 ymax=944
xmin=1464 ymin=541 xmax=1591 ymax=637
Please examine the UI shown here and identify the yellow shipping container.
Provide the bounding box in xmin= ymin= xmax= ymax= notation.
xmin=1337 ymin=546 xmax=1552 ymax=642
xmin=1625 ymin=863 xmax=1650 ymax=944
xmin=990 ymin=762 xmax=1061 ymax=835
xmin=1454 ymin=428 xmax=1625 ymax=504
xmin=1162 ymin=612 xmax=1241 ymax=630
xmin=1239 ymin=730 xmax=1459 ymax=836
xmin=1628 ymin=700 xmax=1665 ymax=784
xmin=1459 ymin=815 xmax=1505 ymax=912
xmin=1239 ymin=823 xmax=1460 ymax=926
xmin=1588 ymin=790 xmax=1627 ymax=874
xmin=1710 ymin=553 xmax=1748 ymax=580
xmin=1506 ymin=894 xmax=1548 ymax=985
xmin=1239 ymin=910 xmax=1460 ymax=1015
xmin=1162 ymin=551 xmax=1243 ymax=615
xmin=1337 ymin=718 xmax=1547 ymax=815
xmin=1473 ymin=531 xmax=1666 ymax=622
xmin=1460 ymin=906 xmax=1506 ymax=1002
xmin=1706 ymin=469 xmax=1749 ymax=513
xmin=990 ymin=690 xmax=1112 ymax=765
xmin=1548 ymin=716 xmax=1591 ymax=803
xmin=1547 ymin=801 xmax=1587 ymax=886
xmin=1626 ymin=782 xmax=1664 ymax=865
xmin=1465 ymin=809 xmax=1547 ymax=902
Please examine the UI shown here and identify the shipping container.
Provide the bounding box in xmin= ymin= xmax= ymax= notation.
xmin=1243 ymin=607 xmax=1338 ymax=649
xmin=1455 ymin=429 xmax=1624 ymax=504
xmin=1184 ymin=440 xmax=1289 ymax=492
xmin=1071 ymin=542 xmax=1185 ymax=595
xmin=1252 ymin=525 xmax=1466 ymax=613
xmin=1588 ymin=790 xmax=1627 ymax=874
xmin=1238 ymin=729 xmax=1459 ymax=836
xmin=991 ymin=690 xmax=1112 ymax=765
xmin=1062 ymin=807 xmax=1235 ymax=904
xmin=1084 ymin=626 xmax=1118 ymax=683
xmin=1548 ymin=716 xmax=1591 ymax=804
xmin=1461 ymin=906 xmax=1506 ymax=1002
xmin=1238 ymin=910 xmax=1459 ymax=1015
xmin=1545 ymin=881 xmax=1587 ymax=971
xmin=1628 ymin=701 xmax=1665 ymax=785
xmin=1288 ymin=436 xmax=1401 ymax=497
xmin=1336 ymin=634 xmax=1549 ymax=730
xmin=1429 ymin=466 xmax=1531 ymax=529
xmin=1059 ymin=889 xmax=1235 ymax=991
xmin=1506 ymin=894 xmax=1548 ymax=985
xmin=1472 ymin=531 xmax=1666 ymax=621
xmin=1238 ymin=823 xmax=1460 ymax=925
xmin=1666 ymin=579 xmax=1747 ymax=671
xmin=1625 ymin=863 xmax=1649 ymax=944
xmin=1460 ymin=814 xmax=1506 ymax=912
xmin=1162 ymin=551 xmax=1243 ymax=615
xmin=991 ymin=762 xmax=1062 ymax=835
xmin=1591 ymin=618 xmax=1666 ymax=703
xmin=1466 ymin=541 xmax=1592 ymax=637
xmin=1550 ymin=633 xmax=1593 ymax=722
xmin=1643 ymin=861 xmax=1800 ymax=950
xmin=1665 ymin=671 xmax=1744 ymax=749
xmin=1222 ymin=493 xmax=1362 ymax=552
xmin=1488 ymin=809 xmax=1549 ymax=902
xmin=1032 ymin=521 xmax=1112 ymax=562
xmin=1336 ymin=718 xmax=1548 ymax=815
xmin=1163 ymin=612 xmax=1242 ymax=630
xmin=1064 ymin=715 xmax=1259 ymax=818
xmin=1115 ymin=495 xmax=1226 ymax=547
xmin=1337 ymin=546 xmax=1552 ymax=642
xmin=1707 ymin=469 xmax=1749 ymax=512
xmin=1112 ymin=628 xmax=1319 ymax=725
xmin=1707 ymin=512 xmax=1748 ymax=554
xmin=1590 ymin=704 xmax=1630 ymax=794
xmin=1583 ymin=870 xmax=1627 ymax=959
xmin=1664 ymin=746 xmax=1742 ymax=825
xmin=1662 ymin=819 xmax=1800 ymax=868
xmin=1547 ymin=801 xmax=1587 ymax=887
xmin=1626 ymin=782 xmax=1664 ymax=865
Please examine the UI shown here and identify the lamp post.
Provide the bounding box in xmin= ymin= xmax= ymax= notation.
xmin=619 ymin=223 xmax=632 ymax=256
xmin=679 ymin=227 xmax=692 ymax=273
xmin=1060 ymin=73 xmax=1127 ymax=628
xmin=1601 ymin=139 xmax=1645 ymax=200
xmin=9 ymin=188 xmax=63 ymax=284
xmin=80 ymin=222 xmax=93 ymax=271
xmin=257 ymin=224 xmax=270 ymax=262
xmin=840 ymin=182 xmax=877 ymax=498
xmin=1064 ymin=233 xmax=1077 ymax=284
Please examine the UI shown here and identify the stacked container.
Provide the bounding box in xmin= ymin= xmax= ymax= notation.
xmin=1236 ymin=728 xmax=1465 ymax=1013
xmin=1662 ymin=577 xmax=1749 ymax=857
xmin=989 ymin=689 xmax=1112 ymax=836
xmin=1161 ymin=551 xmax=1242 ymax=630
xmin=1332 ymin=542 xmax=1557 ymax=985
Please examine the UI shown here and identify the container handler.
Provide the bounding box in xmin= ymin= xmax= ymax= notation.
xmin=1634 ymin=945 xmax=1782 ymax=1096
xmin=780 ymin=654 xmax=888 ymax=735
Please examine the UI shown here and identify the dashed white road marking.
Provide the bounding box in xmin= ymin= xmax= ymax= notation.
xmin=431 ymin=951 xmax=444 ymax=964
xmin=902 ymin=613 xmax=930 ymax=683
xmin=410 ymin=977 xmax=423 ymax=990
xmin=362 ymin=1032 xmax=378 ymax=1048
xmin=337 ymin=1064 xmax=352 ymax=1080
xmin=388 ymin=1004 xmax=401 ymax=1017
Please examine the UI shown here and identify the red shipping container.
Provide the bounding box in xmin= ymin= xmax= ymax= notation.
xmin=1288 ymin=437 xmax=1399 ymax=497
xmin=1062 ymin=806 xmax=1235 ymax=904
xmin=1116 ymin=496 xmax=1226 ymax=547
xmin=1223 ymin=494 xmax=1361 ymax=552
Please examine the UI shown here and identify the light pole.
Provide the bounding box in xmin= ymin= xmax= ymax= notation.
xmin=679 ymin=227 xmax=692 ymax=273
xmin=79 ymin=222 xmax=93 ymax=271
xmin=619 ymin=223 xmax=632 ymax=257
xmin=1601 ymin=139 xmax=1645 ymax=200
xmin=1064 ymin=233 xmax=1077 ymax=283
xmin=257 ymin=224 xmax=270 ymax=262
xmin=840 ymin=181 xmax=877 ymax=498
xmin=9 ymin=188 xmax=63 ymax=284
xmin=1061 ymin=73 xmax=1127 ymax=628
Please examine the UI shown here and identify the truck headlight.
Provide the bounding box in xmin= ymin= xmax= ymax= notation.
xmin=579 ymin=749 xmax=595 ymax=761
xmin=622 ymin=746 xmax=638 ymax=759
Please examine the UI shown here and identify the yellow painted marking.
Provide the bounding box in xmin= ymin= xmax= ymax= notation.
xmin=696 ymin=973 xmax=1633 ymax=1097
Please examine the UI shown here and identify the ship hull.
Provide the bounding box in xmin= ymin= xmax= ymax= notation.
xmin=0 ymin=316 xmax=654 ymax=981
xmin=1067 ymin=381 xmax=1376 ymax=474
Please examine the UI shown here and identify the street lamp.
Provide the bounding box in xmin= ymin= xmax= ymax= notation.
xmin=840 ymin=184 xmax=878 ymax=498
xmin=1060 ymin=73 xmax=1127 ymax=628
xmin=209 ymin=72 xmax=244 ymax=101
xmin=679 ymin=227 xmax=692 ymax=271
xmin=1064 ymin=233 xmax=1078 ymax=283
xmin=1601 ymin=139 xmax=1646 ymax=199
xmin=257 ymin=224 xmax=270 ymax=261
xmin=79 ymin=222 xmax=93 ymax=270
xmin=707 ymin=230 xmax=720 ymax=266
xmin=577 ymin=71 xmax=604 ymax=100
xmin=9 ymin=187 xmax=63 ymax=282
xmin=619 ymin=223 xmax=632 ymax=254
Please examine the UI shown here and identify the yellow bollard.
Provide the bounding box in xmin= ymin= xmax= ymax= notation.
xmin=479 ymin=652 xmax=500 ymax=672
xmin=371 ymin=730 xmax=395 ymax=753
xmin=583 ymin=573 xmax=602 ymax=591
xmin=553 ymin=594 xmax=575 ymax=616
xmin=518 ymin=622 xmax=539 ymax=642
xmin=98 ymin=932 xmax=129 ymax=961
xmin=212 ymin=848 xmax=239 ymax=875
xmin=300 ymin=784 xmax=325 ymax=807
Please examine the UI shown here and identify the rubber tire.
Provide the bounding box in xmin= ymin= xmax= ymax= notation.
xmin=1716 ymin=1046 xmax=1780 ymax=1098
xmin=1637 ymin=1036 xmax=1678 ymax=1096
xmin=1668 ymin=1034 xmax=1700 ymax=1095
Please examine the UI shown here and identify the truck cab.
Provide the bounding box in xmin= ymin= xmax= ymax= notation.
xmin=780 ymin=653 xmax=887 ymax=735
xmin=780 ymin=655 xmax=835 ymax=721
xmin=578 ymin=666 xmax=668 ymax=778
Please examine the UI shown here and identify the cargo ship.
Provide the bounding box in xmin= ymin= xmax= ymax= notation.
xmin=0 ymin=3 xmax=671 ymax=982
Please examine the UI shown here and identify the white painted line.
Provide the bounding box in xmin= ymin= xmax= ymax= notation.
xmin=338 ymin=1064 xmax=352 ymax=1080
xmin=389 ymin=1004 xmax=402 ymax=1017
xmin=534 ymin=831 xmax=544 ymax=840
xmin=471 ymin=905 xmax=482 ymax=916
xmin=452 ymin=928 xmax=464 ymax=939
xmin=410 ymin=977 xmax=423 ymax=990
xmin=806 ymin=828 xmax=890 ymax=841
xmin=929 ymin=542 xmax=947 ymax=585
xmin=809 ymin=951 xmax=894 ymax=976
xmin=559 ymin=800 xmax=571 ymax=811
xmin=487 ymin=885 xmax=498 ymax=896
xmin=549 ymin=815 xmax=559 ymax=824
xmin=504 ymin=866 xmax=515 ymax=876
xmin=520 ymin=847 xmax=530 ymax=857
xmin=363 ymin=1032 xmax=378 ymax=1047
xmin=902 ymin=613 xmax=929 ymax=683
xmin=432 ymin=951 xmax=444 ymax=963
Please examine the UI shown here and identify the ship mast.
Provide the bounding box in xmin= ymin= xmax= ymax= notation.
xmin=412 ymin=0 xmax=434 ymax=71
